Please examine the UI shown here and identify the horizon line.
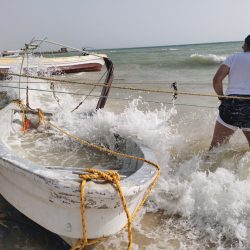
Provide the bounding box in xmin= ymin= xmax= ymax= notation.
xmin=93 ymin=40 xmax=241 ymax=51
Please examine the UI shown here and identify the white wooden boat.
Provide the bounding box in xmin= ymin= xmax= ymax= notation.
xmin=0 ymin=103 xmax=158 ymax=246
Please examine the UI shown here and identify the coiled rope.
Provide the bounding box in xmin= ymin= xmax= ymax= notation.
xmin=14 ymin=100 xmax=160 ymax=250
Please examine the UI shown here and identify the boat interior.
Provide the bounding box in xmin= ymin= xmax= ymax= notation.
xmin=0 ymin=104 xmax=144 ymax=178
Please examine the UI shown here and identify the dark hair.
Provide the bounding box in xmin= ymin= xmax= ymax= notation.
xmin=245 ymin=35 xmax=250 ymax=45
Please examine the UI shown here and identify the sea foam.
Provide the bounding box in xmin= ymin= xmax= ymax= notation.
xmin=3 ymin=63 xmax=250 ymax=249
xmin=189 ymin=53 xmax=226 ymax=65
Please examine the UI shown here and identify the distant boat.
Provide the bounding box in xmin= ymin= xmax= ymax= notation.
xmin=34 ymin=47 xmax=69 ymax=55
xmin=1 ymin=47 xmax=69 ymax=57
xmin=1 ymin=50 xmax=22 ymax=58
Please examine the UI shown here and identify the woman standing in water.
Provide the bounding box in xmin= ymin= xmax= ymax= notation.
xmin=210 ymin=35 xmax=250 ymax=149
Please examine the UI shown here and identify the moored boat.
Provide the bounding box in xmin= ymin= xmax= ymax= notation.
xmin=1 ymin=50 xmax=22 ymax=57
xmin=0 ymin=39 xmax=107 ymax=79
xmin=0 ymin=103 xmax=158 ymax=247
xmin=0 ymin=39 xmax=160 ymax=249
xmin=0 ymin=54 xmax=105 ymax=77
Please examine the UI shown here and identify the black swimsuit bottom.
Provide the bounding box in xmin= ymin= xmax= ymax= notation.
xmin=219 ymin=95 xmax=250 ymax=128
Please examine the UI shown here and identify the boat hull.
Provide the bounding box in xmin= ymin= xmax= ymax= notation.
xmin=48 ymin=62 xmax=103 ymax=74
xmin=0 ymin=54 xmax=105 ymax=78
xmin=0 ymin=105 xmax=158 ymax=244
xmin=0 ymin=161 xmax=148 ymax=240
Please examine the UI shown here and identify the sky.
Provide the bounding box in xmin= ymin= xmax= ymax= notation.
xmin=0 ymin=0 xmax=250 ymax=50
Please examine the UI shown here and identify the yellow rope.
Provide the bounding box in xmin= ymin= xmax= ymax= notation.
xmin=12 ymin=99 xmax=28 ymax=131
xmin=8 ymin=72 xmax=250 ymax=101
xmin=48 ymin=122 xmax=160 ymax=250
xmin=71 ymin=169 xmax=133 ymax=250
xmin=29 ymin=105 xmax=160 ymax=250
xmin=12 ymin=99 xmax=27 ymax=112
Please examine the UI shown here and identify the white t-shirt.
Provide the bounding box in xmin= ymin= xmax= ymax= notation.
xmin=224 ymin=52 xmax=250 ymax=95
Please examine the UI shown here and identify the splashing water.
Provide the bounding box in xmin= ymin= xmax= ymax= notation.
xmin=2 ymin=41 xmax=250 ymax=249
xmin=2 ymin=84 xmax=250 ymax=249
xmin=189 ymin=53 xmax=226 ymax=66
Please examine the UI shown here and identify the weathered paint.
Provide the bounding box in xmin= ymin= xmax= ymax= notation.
xmin=0 ymin=104 xmax=158 ymax=243
xmin=0 ymin=54 xmax=105 ymax=76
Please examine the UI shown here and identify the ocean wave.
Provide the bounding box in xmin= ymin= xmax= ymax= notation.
xmin=161 ymin=48 xmax=179 ymax=51
xmin=187 ymin=53 xmax=226 ymax=66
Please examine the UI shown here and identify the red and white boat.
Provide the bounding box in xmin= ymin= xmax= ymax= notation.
xmin=0 ymin=39 xmax=106 ymax=78
xmin=0 ymin=54 xmax=106 ymax=76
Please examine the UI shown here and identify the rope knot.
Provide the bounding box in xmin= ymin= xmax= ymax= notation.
xmin=72 ymin=168 xmax=133 ymax=250
xmin=79 ymin=169 xmax=120 ymax=183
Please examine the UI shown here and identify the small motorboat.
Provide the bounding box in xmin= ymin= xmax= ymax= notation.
xmin=0 ymin=39 xmax=106 ymax=79
xmin=0 ymin=54 xmax=105 ymax=76
xmin=0 ymin=103 xmax=159 ymax=247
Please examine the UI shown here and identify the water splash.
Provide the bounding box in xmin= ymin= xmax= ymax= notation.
xmin=188 ymin=53 xmax=225 ymax=66
xmin=2 ymin=76 xmax=250 ymax=249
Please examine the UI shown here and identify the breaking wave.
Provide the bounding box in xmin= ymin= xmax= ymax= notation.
xmin=187 ymin=53 xmax=226 ymax=66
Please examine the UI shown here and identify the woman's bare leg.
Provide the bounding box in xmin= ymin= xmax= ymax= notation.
xmin=209 ymin=121 xmax=235 ymax=150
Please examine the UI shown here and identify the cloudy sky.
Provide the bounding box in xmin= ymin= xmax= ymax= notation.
xmin=1 ymin=0 xmax=249 ymax=50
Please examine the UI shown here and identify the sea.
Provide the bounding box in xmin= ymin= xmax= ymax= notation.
xmin=1 ymin=41 xmax=250 ymax=250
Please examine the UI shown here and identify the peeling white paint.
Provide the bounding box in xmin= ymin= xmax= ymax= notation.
xmin=0 ymin=104 xmax=158 ymax=243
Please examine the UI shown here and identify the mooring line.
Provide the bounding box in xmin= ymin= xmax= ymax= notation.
xmin=6 ymin=73 xmax=218 ymax=97
xmin=0 ymin=84 xmax=218 ymax=109
xmin=7 ymin=72 xmax=250 ymax=101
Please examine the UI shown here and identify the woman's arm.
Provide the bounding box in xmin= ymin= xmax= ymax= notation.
xmin=213 ymin=64 xmax=230 ymax=99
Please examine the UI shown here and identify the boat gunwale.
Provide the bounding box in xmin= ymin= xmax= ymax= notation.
xmin=0 ymin=106 xmax=158 ymax=202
